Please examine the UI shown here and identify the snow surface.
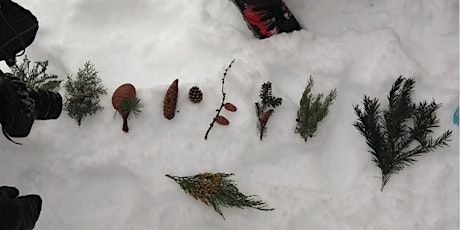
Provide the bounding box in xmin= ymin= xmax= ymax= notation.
xmin=0 ymin=0 xmax=458 ymax=229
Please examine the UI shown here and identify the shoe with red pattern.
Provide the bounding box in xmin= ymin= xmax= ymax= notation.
xmin=231 ymin=0 xmax=301 ymax=39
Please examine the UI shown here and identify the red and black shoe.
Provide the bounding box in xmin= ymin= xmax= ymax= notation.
xmin=230 ymin=0 xmax=301 ymax=39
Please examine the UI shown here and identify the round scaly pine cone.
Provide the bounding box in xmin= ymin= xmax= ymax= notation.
xmin=163 ymin=79 xmax=179 ymax=120
xmin=188 ymin=86 xmax=203 ymax=103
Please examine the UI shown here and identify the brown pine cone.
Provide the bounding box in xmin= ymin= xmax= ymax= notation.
xmin=163 ymin=79 xmax=178 ymax=120
xmin=188 ymin=86 xmax=203 ymax=103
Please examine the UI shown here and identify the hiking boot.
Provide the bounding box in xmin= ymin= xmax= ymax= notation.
xmin=230 ymin=0 xmax=301 ymax=39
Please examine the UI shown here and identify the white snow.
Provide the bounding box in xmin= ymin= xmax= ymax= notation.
xmin=1 ymin=0 xmax=458 ymax=229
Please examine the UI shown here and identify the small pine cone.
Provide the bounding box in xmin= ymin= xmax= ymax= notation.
xmin=188 ymin=86 xmax=203 ymax=103
xmin=163 ymin=79 xmax=179 ymax=120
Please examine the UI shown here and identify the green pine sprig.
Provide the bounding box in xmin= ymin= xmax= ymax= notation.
xmin=353 ymin=76 xmax=452 ymax=191
xmin=296 ymin=76 xmax=337 ymax=141
xmin=118 ymin=97 xmax=143 ymax=118
xmin=166 ymin=173 xmax=274 ymax=219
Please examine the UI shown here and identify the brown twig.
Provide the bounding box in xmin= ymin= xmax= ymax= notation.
xmin=204 ymin=59 xmax=235 ymax=140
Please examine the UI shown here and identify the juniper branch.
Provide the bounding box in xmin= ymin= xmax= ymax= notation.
xmin=296 ymin=76 xmax=336 ymax=141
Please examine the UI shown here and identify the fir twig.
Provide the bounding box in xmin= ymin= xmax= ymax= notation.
xmin=204 ymin=59 xmax=235 ymax=140
xmin=255 ymin=81 xmax=282 ymax=140
xmin=166 ymin=173 xmax=274 ymax=219
xmin=353 ymin=76 xmax=452 ymax=191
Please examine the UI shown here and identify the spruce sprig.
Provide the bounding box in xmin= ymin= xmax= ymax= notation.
xmin=296 ymin=76 xmax=337 ymax=141
xmin=255 ymin=81 xmax=282 ymax=140
xmin=166 ymin=173 xmax=274 ymax=219
xmin=353 ymin=76 xmax=452 ymax=191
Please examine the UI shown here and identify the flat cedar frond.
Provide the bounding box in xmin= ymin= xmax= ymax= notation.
xmin=353 ymin=76 xmax=452 ymax=191
xmin=166 ymin=173 xmax=274 ymax=219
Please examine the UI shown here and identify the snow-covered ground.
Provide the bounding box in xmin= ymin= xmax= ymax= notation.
xmin=0 ymin=0 xmax=458 ymax=229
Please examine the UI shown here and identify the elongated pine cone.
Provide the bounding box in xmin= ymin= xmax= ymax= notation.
xmin=188 ymin=86 xmax=203 ymax=103
xmin=163 ymin=79 xmax=179 ymax=120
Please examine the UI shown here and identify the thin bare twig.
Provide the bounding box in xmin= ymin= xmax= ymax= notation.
xmin=204 ymin=59 xmax=235 ymax=140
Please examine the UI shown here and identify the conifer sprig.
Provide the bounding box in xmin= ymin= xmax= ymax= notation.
xmin=353 ymin=76 xmax=452 ymax=191
xmin=64 ymin=61 xmax=107 ymax=126
xmin=296 ymin=76 xmax=337 ymax=141
xmin=255 ymin=81 xmax=282 ymax=140
xmin=11 ymin=55 xmax=62 ymax=91
xmin=166 ymin=173 xmax=274 ymax=219
xmin=118 ymin=97 xmax=143 ymax=118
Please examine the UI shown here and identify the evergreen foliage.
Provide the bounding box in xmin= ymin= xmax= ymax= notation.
xmin=118 ymin=97 xmax=142 ymax=118
xmin=296 ymin=76 xmax=337 ymax=141
xmin=353 ymin=76 xmax=452 ymax=191
xmin=64 ymin=61 xmax=107 ymax=126
xmin=10 ymin=55 xmax=62 ymax=91
xmin=166 ymin=172 xmax=274 ymax=219
xmin=255 ymin=81 xmax=282 ymax=140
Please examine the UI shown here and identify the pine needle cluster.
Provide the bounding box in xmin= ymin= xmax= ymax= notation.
xmin=10 ymin=55 xmax=62 ymax=91
xmin=255 ymin=81 xmax=282 ymax=140
xmin=353 ymin=76 xmax=452 ymax=191
xmin=166 ymin=172 xmax=274 ymax=219
xmin=64 ymin=61 xmax=107 ymax=126
xmin=296 ymin=76 xmax=337 ymax=141
xmin=118 ymin=97 xmax=142 ymax=118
